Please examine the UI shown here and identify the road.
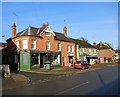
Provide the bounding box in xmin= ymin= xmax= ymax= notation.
xmin=2 ymin=64 xmax=119 ymax=95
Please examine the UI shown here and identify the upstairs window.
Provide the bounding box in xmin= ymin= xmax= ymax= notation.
xmin=88 ymin=49 xmax=91 ymax=53
xmin=82 ymin=48 xmax=85 ymax=52
xmin=16 ymin=40 xmax=20 ymax=49
xmin=22 ymin=39 xmax=28 ymax=49
xmin=67 ymin=45 xmax=70 ymax=52
xmin=31 ymin=39 xmax=36 ymax=49
xmin=45 ymin=32 xmax=50 ymax=36
xmin=58 ymin=43 xmax=61 ymax=51
xmin=46 ymin=41 xmax=50 ymax=50
xmin=94 ymin=49 xmax=97 ymax=53
xmin=72 ymin=46 xmax=74 ymax=52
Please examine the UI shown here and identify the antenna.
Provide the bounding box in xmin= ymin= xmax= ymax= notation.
xmin=64 ymin=19 xmax=66 ymax=26
xmin=13 ymin=12 xmax=18 ymax=24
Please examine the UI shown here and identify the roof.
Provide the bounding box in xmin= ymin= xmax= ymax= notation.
xmin=96 ymin=43 xmax=114 ymax=50
xmin=54 ymin=32 xmax=75 ymax=42
xmin=16 ymin=26 xmax=40 ymax=37
xmin=73 ymin=39 xmax=96 ymax=48
xmin=7 ymin=24 xmax=75 ymax=43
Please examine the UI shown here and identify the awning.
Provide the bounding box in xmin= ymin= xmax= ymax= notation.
xmin=86 ymin=54 xmax=98 ymax=58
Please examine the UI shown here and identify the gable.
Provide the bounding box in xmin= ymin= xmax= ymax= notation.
xmin=40 ymin=25 xmax=56 ymax=36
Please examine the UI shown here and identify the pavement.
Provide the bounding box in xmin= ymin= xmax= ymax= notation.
xmin=2 ymin=73 xmax=30 ymax=91
xmin=2 ymin=63 xmax=119 ymax=91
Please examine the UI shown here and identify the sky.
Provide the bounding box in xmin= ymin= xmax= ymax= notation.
xmin=1 ymin=2 xmax=118 ymax=49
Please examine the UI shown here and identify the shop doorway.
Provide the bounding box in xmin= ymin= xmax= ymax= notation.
xmin=68 ymin=56 xmax=73 ymax=66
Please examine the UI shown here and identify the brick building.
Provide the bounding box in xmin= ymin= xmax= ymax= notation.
xmin=95 ymin=41 xmax=115 ymax=63
xmin=6 ymin=23 xmax=76 ymax=71
xmin=73 ymin=38 xmax=98 ymax=64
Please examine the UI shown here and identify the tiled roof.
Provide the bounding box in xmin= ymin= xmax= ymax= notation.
xmin=16 ymin=26 xmax=40 ymax=36
xmin=73 ymin=39 xmax=96 ymax=48
xmin=9 ymin=25 xmax=75 ymax=43
xmin=96 ymin=43 xmax=114 ymax=50
xmin=54 ymin=32 xmax=75 ymax=42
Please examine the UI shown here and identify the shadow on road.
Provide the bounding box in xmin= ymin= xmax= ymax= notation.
xmin=85 ymin=78 xmax=119 ymax=95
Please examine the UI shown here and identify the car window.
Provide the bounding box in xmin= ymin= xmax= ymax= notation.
xmin=75 ymin=61 xmax=81 ymax=64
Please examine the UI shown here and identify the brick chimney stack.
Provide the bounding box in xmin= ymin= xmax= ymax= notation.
xmin=12 ymin=23 xmax=16 ymax=38
xmin=63 ymin=26 xmax=67 ymax=36
xmin=100 ymin=41 xmax=102 ymax=47
xmin=93 ymin=42 xmax=96 ymax=46
xmin=42 ymin=23 xmax=47 ymax=28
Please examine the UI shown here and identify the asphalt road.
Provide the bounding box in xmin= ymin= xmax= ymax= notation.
xmin=2 ymin=64 xmax=119 ymax=95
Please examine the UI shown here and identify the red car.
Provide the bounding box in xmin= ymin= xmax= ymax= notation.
xmin=74 ymin=61 xmax=91 ymax=70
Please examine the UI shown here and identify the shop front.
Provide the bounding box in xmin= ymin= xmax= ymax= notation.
xmin=86 ymin=54 xmax=98 ymax=64
xmin=19 ymin=50 xmax=61 ymax=71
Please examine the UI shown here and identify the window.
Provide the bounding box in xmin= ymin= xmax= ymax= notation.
xmin=72 ymin=46 xmax=74 ymax=52
xmin=31 ymin=39 xmax=36 ymax=49
xmin=22 ymin=39 xmax=28 ymax=49
xmin=46 ymin=41 xmax=50 ymax=50
xmin=88 ymin=49 xmax=91 ymax=53
xmin=58 ymin=43 xmax=61 ymax=51
xmin=45 ymin=32 xmax=50 ymax=36
xmin=16 ymin=40 xmax=20 ymax=49
xmin=67 ymin=45 xmax=70 ymax=52
xmin=82 ymin=48 xmax=85 ymax=52
xmin=94 ymin=49 xmax=96 ymax=53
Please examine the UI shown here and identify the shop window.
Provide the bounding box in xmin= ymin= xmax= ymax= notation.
xmin=32 ymin=53 xmax=38 ymax=65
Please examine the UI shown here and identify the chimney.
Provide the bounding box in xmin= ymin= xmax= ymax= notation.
xmin=100 ymin=41 xmax=102 ymax=47
xmin=42 ymin=23 xmax=47 ymax=28
xmin=63 ymin=26 xmax=67 ymax=36
xmin=12 ymin=23 xmax=16 ymax=38
xmin=93 ymin=42 xmax=96 ymax=46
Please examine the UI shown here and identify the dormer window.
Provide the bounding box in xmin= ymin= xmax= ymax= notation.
xmin=45 ymin=32 xmax=50 ymax=36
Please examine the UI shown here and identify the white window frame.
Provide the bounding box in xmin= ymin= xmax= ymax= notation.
xmin=67 ymin=45 xmax=70 ymax=52
xmin=22 ymin=39 xmax=28 ymax=49
xmin=72 ymin=46 xmax=74 ymax=52
xmin=88 ymin=48 xmax=91 ymax=53
xmin=58 ymin=43 xmax=61 ymax=51
xmin=16 ymin=40 xmax=20 ymax=50
xmin=31 ymin=39 xmax=36 ymax=49
xmin=94 ymin=49 xmax=96 ymax=53
xmin=82 ymin=48 xmax=85 ymax=52
xmin=46 ymin=41 xmax=50 ymax=50
xmin=45 ymin=32 xmax=51 ymax=36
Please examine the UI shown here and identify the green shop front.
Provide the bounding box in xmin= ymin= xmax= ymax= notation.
xmin=19 ymin=50 xmax=61 ymax=71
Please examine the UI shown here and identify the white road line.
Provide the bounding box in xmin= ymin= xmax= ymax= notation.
xmin=56 ymin=82 xmax=89 ymax=95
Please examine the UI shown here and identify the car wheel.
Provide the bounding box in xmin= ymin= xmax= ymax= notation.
xmin=82 ymin=67 xmax=85 ymax=70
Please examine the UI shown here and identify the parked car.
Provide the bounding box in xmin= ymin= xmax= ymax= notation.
xmin=74 ymin=61 xmax=91 ymax=70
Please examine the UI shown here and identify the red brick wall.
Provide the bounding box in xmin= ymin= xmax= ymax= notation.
xmin=7 ymin=32 xmax=76 ymax=66
xmin=98 ymin=49 xmax=113 ymax=58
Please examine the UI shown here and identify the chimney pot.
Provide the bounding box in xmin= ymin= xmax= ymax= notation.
xmin=93 ymin=42 xmax=96 ymax=46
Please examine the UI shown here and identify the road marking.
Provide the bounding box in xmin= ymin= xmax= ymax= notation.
xmin=56 ymin=82 xmax=89 ymax=95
